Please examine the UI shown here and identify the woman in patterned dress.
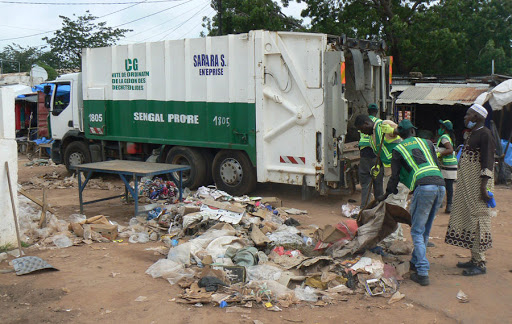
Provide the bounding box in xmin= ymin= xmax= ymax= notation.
xmin=445 ymin=104 xmax=495 ymax=276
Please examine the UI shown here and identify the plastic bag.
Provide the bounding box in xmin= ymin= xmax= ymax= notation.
xmin=247 ymin=264 xmax=282 ymax=281
xmin=341 ymin=203 xmax=360 ymax=218
xmin=68 ymin=214 xmax=86 ymax=223
xmin=205 ymin=236 xmax=244 ymax=259
xmin=145 ymin=259 xmax=195 ymax=285
xmin=52 ymin=234 xmax=73 ymax=248
xmin=246 ymin=280 xmax=294 ymax=299
xmin=167 ymin=242 xmax=192 ymax=265
xmin=267 ymin=231 xmax=303 ymax=245
xmin=129 ymin=232 xmax=150 ymax=243
xmin=294 ymin=286 xmax=318 ymax=302
xmin=146 ymin=259 xmax=183 ymax=278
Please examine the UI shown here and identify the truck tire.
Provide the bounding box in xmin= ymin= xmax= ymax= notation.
xmin=64 ymin=141 xmax=91 ymax=173
xmin=165 ymin=146 xmax=206 ymax=189
xmin=212 ymin=150 xmax=256 ymax=196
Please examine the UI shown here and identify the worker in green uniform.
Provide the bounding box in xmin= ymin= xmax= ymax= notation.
xmin=378 ymin=119 xmax=445 ymax=286
xmin=355 ymin=114 xmax=408 ymax=210
xmin=436 ymin=120 xmax=458 ymax=213
xmin=358 ymin=103 xmax=383 ymax=208
xmin=355 ymin=113 xmax=409 ymax=243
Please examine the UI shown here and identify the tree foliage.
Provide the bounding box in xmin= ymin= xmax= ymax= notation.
xmin=0 ymin=44 xmax=59 ymax=79
xmin=203 ymin=0 xmax=303 ymax=36
xmin=204 ymin=0 xmax=512 ymax=76
xmin=43 ymin=11 xmax=131 ymax=70
xmin=297 ymin=0 xmax=512 ymax=76
xmin=0 ymin=44 xmax=43 ymax=73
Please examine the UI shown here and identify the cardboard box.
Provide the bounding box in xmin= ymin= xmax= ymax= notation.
xmin=90 ymin=223 xmax=118 ymax=240
xmin=260 ymin=197 xmax=282 ymax=208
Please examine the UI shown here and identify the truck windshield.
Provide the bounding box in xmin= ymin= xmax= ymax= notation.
xmin=52 ymin=83 xmax=71 ymax=116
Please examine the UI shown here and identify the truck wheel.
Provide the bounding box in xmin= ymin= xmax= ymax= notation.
xmin=165 ymin=146 xmax=206 ymax=189
xmin=212 ymin=150 xmax=256 ymax=196
xmin=64 ymin=141 xmax=91 ymax=173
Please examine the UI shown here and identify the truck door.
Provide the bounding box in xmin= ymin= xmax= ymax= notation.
xmin=49 ymin=82 xmax=73 ymax=140
xmin=323 ymin=51 xmax=346 ymax=181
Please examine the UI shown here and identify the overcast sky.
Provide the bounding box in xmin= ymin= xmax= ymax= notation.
xmin=0 ymin=0 xmax=307 ymax=49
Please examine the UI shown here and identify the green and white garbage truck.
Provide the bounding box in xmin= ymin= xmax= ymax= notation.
xmin=44 ymin=30 xmax=391 ymax=196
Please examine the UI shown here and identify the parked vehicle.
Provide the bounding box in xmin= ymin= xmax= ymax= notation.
xmin=45 ymin=30 xmax=391 ymax=195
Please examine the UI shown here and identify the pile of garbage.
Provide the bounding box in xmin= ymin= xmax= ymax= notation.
xmin=138 ymin=186 xmax=412 ymax=309
xmin=15 ymin=183 xmax=412 ymax=309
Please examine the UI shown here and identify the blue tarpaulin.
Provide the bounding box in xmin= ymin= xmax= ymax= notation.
xmin=501 ymin=139 xmax=512 ymax=167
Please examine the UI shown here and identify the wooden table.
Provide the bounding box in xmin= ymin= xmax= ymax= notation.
xmin=73 ymin=160 xmax=190 ymax=216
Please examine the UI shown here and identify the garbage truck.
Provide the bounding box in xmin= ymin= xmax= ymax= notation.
xmin=44 ymin=30 xmax=392 ymax=196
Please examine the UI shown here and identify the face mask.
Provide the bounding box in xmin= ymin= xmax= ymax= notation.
xmin=467 ymin=121 xmax=476 ymax=129
xmin=438 ymin=129 xmax=444 ymax=136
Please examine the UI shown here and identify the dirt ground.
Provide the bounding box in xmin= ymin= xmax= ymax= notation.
xmin=1 ymin=155 xmax=512 ymax=324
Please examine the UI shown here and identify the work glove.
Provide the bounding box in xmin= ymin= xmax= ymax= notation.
xmin=381 ymin=124 xmax=395 ymax=134
xmin=437 ymin=152 xmax=442 ymax=159
xmin=371 ymin=164 xmax=381 ymax=178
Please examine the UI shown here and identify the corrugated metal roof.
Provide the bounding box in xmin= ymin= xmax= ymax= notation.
xmin=396 ymin=85 xmax=489 ymax=106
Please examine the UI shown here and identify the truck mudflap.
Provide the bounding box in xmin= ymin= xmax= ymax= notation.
xmin=51 ymin=140 xmax=62 ymax=164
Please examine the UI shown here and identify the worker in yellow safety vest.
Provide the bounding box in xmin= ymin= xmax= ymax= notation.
xmin=378 ymin=119 xmax=445 ymax=286
xmin=436 ymin=120 xmax=458 ymax=213
xmin=357 ymin=103 xmax=383 ymax=208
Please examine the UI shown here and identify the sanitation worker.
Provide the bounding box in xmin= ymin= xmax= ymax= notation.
xmin=358 ymin=103 xmax=384 ymax=208
xmin=378 ymin=119 xmax=445 ymax=286
xmin=435 ymin=120 xmax=458 ymax=213
xmin=355 ymin=114 xmax=409 ymax=242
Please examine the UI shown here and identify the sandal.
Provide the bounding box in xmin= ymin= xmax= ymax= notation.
xmin=462 ymin=266 xmax=486 ymax=276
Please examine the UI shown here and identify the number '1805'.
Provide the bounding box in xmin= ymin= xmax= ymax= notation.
xmin=89 ymin=114 xmax=103 ymax=122
xmin=213 ymin=116 xmax=230 ymax=127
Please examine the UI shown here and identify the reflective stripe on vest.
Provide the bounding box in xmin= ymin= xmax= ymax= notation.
xmin=370 ymin=120 xmax=393 ymax=165
xmin=394 ymin=137 xmax=443 ymax=190
xmin=436 ymin=134 xmax=458 ymax=165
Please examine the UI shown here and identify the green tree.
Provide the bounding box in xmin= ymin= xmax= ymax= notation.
xmin=43 ymin=11 xmax=131 ymax=70
xmin=296 ymin=0 xmax=512 ymax=76
xmin=297 ymin=0 xmax=434 ymax=74
xmin=203 ymin=0 xmax=303 ymax=36
xmin=0 ymin=44 xmax=43 ymax=73
xmin=436 ymin=0 xmax=512 ymax=75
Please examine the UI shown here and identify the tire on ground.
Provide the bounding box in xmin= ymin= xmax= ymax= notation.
xmin=165 ymin=146 xmax=207 ymax=189
xmin=212 ymin=150 xmax=256 ymax=196
xmin=64 ymin=141 xmax=91 ymax=173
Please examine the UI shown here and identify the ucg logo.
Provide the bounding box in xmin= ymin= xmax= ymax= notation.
xmin=125 ymin=58 xmax=139 ymax=71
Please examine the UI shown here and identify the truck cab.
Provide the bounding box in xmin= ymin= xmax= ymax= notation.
xmin=44 ymin=73 xmax=87 ymax=169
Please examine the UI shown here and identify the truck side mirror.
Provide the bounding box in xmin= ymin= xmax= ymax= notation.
xmin=43 ymin=85 xmax=51 ymax=94
xmin=44 ymin=94 xmax=51 ymax=108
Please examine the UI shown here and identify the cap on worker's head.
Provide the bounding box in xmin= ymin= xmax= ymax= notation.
xmin=397 ymin=119 xmax=417 ymax=132
xmin=438 ymin=119 xmax=453 ymax=131
xmin=469 ymin=103 xmax=488 ymax=118
xmin=368 ymin=103 xmax=378 ymax=111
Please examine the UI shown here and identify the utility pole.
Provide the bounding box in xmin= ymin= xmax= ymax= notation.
xmin=218 ymin=0 xmax=222 ymax=36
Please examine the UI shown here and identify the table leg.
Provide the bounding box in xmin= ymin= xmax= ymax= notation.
xmin=78 ymin=170 xmax=83 ymax=214
xmin=78 ymin=171 xmax=94 ymax=214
